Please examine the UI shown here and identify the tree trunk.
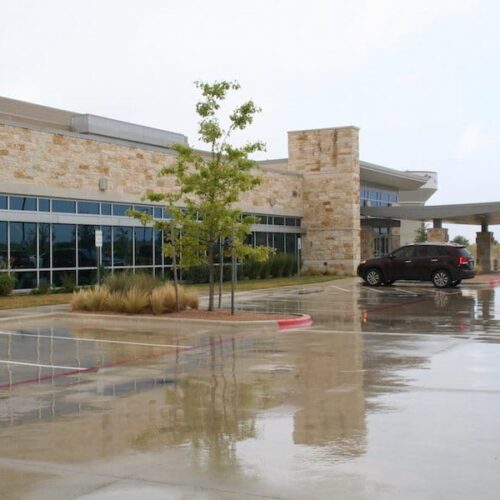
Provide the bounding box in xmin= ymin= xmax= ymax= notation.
xmin=171 ymin=224 xmax=180 ymax=312
xmin=208 ymin=242 xmax=215 ymax=311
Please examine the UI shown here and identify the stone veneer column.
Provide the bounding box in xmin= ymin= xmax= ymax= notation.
xmin=476 ymin=231 xmax=493 ymax=273
xmin=360 ymin=226 xmax=375 ymax=259
xmin=426 ymin=228 xmax=449 ymax=242
xmin=288 ymin=127 xmax=360 ymax=275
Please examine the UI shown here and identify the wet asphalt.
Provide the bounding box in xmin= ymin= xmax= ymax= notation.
xmin=0 ymin=279 xmax=499 ymax=499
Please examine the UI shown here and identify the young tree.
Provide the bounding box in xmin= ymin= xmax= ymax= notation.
xmin=135 ymin=81 xmax=269 ymax=311
xmin=451 ymin=235 xmax=470 ymax=246
xmin=414 ymin=222 xmax=428 ymax=243
xmin=128 ymin=193 xmax=193 ymax=312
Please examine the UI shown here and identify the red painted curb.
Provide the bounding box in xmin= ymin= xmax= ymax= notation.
xmin=490 ymin=278 xmax=500 ymax=288
xmin=277 ymin=314 xmax=313 ymax=330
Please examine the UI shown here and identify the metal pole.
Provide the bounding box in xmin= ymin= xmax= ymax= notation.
xmin=231 ymin=236 xmax=236 ymax=315
xmin=297 ymin=237 xmax=301 ymax=278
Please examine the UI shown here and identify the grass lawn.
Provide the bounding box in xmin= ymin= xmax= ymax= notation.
xmin=0 ymin=293 xmax=74 ymax=310
xmin=0 ymin=274 xmax=347 ymax=311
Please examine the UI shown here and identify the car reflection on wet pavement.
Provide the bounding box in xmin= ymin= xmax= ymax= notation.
xmin=0 ymin=279 xmax=499 ymax=499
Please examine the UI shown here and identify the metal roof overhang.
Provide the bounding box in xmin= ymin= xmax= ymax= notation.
xmin=361 ymin=201 xmax=500 ymax=225
xmin=360 ymin=161 xmax=427 ymax=191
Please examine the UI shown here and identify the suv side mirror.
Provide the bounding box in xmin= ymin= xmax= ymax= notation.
xmin=388 ymin=253 xmax=394 ymax=259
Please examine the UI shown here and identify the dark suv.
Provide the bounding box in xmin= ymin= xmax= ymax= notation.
xmin=357 ymin=243 xmax=475 ymax=288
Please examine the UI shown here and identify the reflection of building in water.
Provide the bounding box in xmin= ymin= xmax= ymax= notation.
xmin=290 ymin=287 xmax=366 ymax=455
xmin=293 ymin=333 xmax=366 ymax=453
xmin=476 ymin=288 xmax=496 ymax=323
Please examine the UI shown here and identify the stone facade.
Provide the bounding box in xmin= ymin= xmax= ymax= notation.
xmin=287 ymin=127 xmax=360 ymax=274
xmin=476 ymin=231 xmax=494 ymax=273
xmin=360 ymin=226 xmax=375 ymax=259
xmin=426 ymin=227 xmax=449 ymax=242
xmin=1 ymin=122 xmax=364 ymax=276
xmin=0 ymin=123 xmax=301 ymax=213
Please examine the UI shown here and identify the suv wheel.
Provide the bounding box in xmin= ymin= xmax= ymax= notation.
xmin=365 ymin=268 xmax=383 ymax=286
xmin=432 ymin=270 xmax=451 ymax=288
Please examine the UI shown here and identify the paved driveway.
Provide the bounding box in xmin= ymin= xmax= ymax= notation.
xmin=1 ymin=279 xmax=499 ymax=499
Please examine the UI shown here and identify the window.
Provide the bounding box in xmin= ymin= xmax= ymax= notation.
xmin=285 ymin=233 xmax=297 ymax=255
xmin=134 ymin=205 xmax=153 ymax=216
xmin=39 ymin=224 xmax=50 ymax=268
xmin=101 ymin=226 xmax=112 ymax=266
xmin=78 ymin=201 xmax=99 ymax=214
xmin=154 ymin=207 xmax=162 ymax=219
xmin=39 ymin=198 xmax=50 ymax=212
xmin=135 ymin=227 xmax=153 ymax=265
xmin=52 ymin=199 xmax=76 ymax=213
xmin=0 ymin=196 xmax=8 ymax=210
xmin=255 ymin=232 xmax=268 ymax=247
xmin=101 ymin=203 xmax=111 ymax=216
xmin=52 ymin=224 xmax=76 ymax=267
xmin=78 ymin=225 xmax=98 ymax=267
xmin=113 ymin=227 xmax=133 ymax=266
xmin=113 ymin=204 xmax=132 ymax=216
xmin=10 ymin=196 xmax=37 ymax=211
xmin=155 ymin=230 xmax=163 ymax=266
xmin=13 ymin=272 xmax=37 ymax=289
xmin=10 ymin=222 xmax=37 ymax=269
xmin=392 ymin=246 xmax=414 ymax=260
xmin=273 ymin=233 xmax=285 ymax=252
xmin=0 ymin=222 xmax=7 ymax=267
xmin=273 ymin=216 xmax=285 ymax=226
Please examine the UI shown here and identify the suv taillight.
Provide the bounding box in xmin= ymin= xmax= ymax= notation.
xmin=458 ymin=256 xmax=468 ymax=266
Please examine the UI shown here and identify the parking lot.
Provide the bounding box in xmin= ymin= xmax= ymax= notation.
xmin=1 ymin=279 xmax=500 ymax=499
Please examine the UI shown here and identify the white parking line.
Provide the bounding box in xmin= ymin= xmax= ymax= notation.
xmin=327 ymin=284 xmax=351 ymax=292
xmin=0 ymin=360 xmax=87 ymax=370
xmin=0 ymin=331 xmax=191 ymax=349
xmin=391 ymin=287 xmax=420 ymax=296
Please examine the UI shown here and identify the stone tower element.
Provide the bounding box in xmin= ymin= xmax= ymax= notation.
xmin=287 ymin=127 xmax=360 ymax=275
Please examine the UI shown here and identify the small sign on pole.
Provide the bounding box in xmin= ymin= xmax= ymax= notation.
xmin=95 ymin=230 xmax=103 ymax=284
xmin=95 ymin=230 xmax=103 ymax=248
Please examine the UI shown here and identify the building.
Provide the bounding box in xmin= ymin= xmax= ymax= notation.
xmin=0 ymin=96 xmax=437 ymax=289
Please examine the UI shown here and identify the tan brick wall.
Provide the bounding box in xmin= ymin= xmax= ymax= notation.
xmin=0 ymin=123 xmax=301 ymax=213
xmin=288 ymin=127 xmax=360 ymax=275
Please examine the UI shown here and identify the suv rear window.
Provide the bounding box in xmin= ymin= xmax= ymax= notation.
xmin=458 ymin=247 xmax=473 ymax=258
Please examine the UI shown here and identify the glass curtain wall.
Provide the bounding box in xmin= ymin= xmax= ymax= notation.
xmin=0 ymin=222 xmax=300 ymax=289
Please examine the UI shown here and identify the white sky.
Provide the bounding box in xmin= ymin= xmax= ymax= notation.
xmin=1 ymin=0 xmax=499 ymax=242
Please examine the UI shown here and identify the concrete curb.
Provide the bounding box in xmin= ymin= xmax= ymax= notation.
xmin=277 ymin=314 xmax=313 ymax=330
xmin=8 ymin=311 xmax=315 ymax=332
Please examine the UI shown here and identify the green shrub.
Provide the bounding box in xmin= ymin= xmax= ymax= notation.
xmin=269 ymin=254 xmax=286 ymax=278
xmin=183 ymin=264 xmax=210 ymax=283
xmin=61 ymin=273 xmax=77 ymax=293
xmin=283 ymin=254 xmax=298 ymax=277
xmin=259 ymin=259 xmax=272 ymax=279
xmin=0 ymin=273 xmax=16 ymax=296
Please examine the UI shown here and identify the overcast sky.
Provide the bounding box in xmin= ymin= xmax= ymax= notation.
xmin=1 ymin=0 xmax=499 ymax=241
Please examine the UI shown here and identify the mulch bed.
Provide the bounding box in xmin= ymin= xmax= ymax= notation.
xmin=166 ymin=309 xmax=296 ymax=321
xmin=72 ymin=308 xmax=297 ymax=321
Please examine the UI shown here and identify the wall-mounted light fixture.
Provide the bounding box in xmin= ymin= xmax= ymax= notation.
xmin=98 ymin=178 xmax=108 ymax=191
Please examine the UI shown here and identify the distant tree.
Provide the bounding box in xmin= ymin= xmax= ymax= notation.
xmin=451 ymin=235 xmax=470 ymax=246
xmin=414 ymin=222 xmax=428 ymax=243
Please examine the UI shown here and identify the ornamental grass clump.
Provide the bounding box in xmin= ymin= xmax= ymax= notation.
xmin=70 ymin=279 xmax=198 ymax=315
xmin=122 ymin=287 xmax=149 ymax=314
xmin=150 ymin=286 xmax=167 ymax=315
xmin=70 ymin=286 xmax=110 ymax=312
